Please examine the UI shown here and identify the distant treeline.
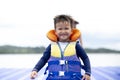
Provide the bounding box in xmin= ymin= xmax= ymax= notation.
xmin=0 ymin=45 xmax=120 ymax=54
xmin=85 ymin=48 xmax=120 ymax=53
xmin=0 ymin=45 xmax=45 ymax=54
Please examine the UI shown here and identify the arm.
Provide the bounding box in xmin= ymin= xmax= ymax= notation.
xmin=32 ymin=44 xmax=51 ymax=72
xmin=76 ymin=43 xmax=91 ymax=76
xmin=31 ymin=44 xmax=51 ymax=79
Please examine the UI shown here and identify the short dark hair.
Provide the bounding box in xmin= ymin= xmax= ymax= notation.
xmin=74 ymin=20 xmax=79 ymax=25
xmin=54 ymin=14 xmax=73 ymax=28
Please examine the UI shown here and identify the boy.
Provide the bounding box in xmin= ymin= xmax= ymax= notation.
xmin=47 ymin=16 xmax=83 ymax=46
xmin=30 ymin=14 xmax=91 ymax=80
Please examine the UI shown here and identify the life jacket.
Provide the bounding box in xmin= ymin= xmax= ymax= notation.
xmin=46 ymin=42 xmax=82 ymax=80
xmin=46 ymin=28 xmax=81 ymax=42
xmin=45 ymin=29 xmax=82 ymax=80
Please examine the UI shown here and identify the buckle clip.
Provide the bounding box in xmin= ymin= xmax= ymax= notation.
xmin=59 ymin=60 xmax=65 ymax=65
xmin=59 ymin=71 xmax=64 ymax=76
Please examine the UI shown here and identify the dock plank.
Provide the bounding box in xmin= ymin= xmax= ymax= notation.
xmin=0 ymin=67 xmax=119 ymax=80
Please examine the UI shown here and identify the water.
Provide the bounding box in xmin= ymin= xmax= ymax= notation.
xmin=0 ymin=53 xmax=120 ymax=68
xmin=0 ymin=53 xmax=120 ymax=80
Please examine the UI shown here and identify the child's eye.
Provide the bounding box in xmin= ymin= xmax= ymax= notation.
xmin=65 ymin=27 xmax=69 ymax=30
xmin=58 ymin=28 xmax=62 ymax=30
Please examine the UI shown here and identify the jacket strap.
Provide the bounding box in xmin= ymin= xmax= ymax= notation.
xmin=48 ymin=60 xmax=81 ymax=66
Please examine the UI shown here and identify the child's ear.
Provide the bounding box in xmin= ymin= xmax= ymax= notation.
xmin=46 ymin=30 xmax=58 ymax=42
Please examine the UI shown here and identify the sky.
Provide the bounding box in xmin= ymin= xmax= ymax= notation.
xmin=0 ymin=0 xmax=120 ymax=50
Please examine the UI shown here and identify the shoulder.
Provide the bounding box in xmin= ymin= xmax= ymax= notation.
xmin=75 ymin=42 xmax=84 ymax=51
xmin=75 ymin=42 xmax=81 ymax=47
xmin=45 ymin=44 xmax=51 ymax=51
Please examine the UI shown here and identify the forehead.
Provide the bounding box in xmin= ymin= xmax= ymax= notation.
xmin=56 ymin=21 xmax=70 ymax=27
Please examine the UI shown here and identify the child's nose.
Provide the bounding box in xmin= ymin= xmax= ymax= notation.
xmin=61 ymin=30 xmax=66 ymax=34
xmin=61 ymin=29 xmax=66 ymax=32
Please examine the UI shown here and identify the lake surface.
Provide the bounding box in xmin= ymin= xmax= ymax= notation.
xmin=0 ymin=53 xmax=120 ymax=80
xmin=0 ymin=53 xmax=120 ymax=68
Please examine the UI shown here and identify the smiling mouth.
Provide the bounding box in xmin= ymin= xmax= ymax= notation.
xmin=60 ymin=35 xmax=68 ymax=37
xmin=60 ymin=33 xmax=68 ymax=36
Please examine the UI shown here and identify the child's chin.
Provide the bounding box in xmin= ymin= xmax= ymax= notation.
xmin=60 ymin=39 xmax=69 ymax=42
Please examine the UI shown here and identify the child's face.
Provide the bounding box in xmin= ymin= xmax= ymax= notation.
xmin=55 ymin=21 xmax=72 ymax=42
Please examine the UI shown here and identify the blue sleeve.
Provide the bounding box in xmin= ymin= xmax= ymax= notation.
xmin=32 ymin=44 xmax=51 ymax=72
xmin=76 ymin=43 xmax=91 ymax=76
